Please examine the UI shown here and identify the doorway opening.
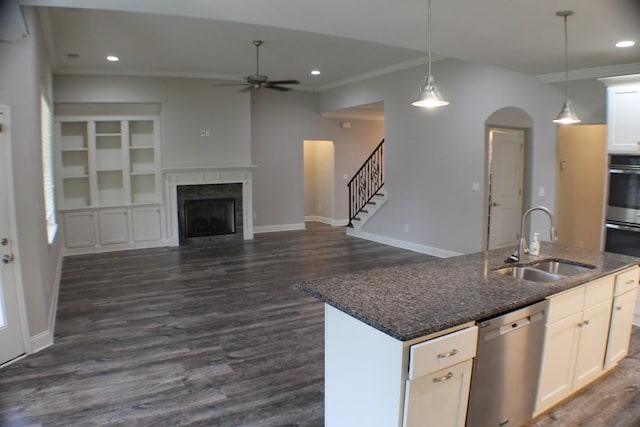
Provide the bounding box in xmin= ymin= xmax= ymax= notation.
xmin=484 ymin=108 xmax=533 ymax=250
xmin=303 ymin=140 xmax=335 ymax=226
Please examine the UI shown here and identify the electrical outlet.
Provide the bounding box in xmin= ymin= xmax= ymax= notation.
xmin=472 ymin=182 xmax=480 ymax=192
xmin=538 ymin=186 xmax=545 ymax=197
xmin=404 ymin=224 xmax=409 ymax=232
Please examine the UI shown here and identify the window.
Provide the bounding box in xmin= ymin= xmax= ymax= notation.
xmin=41 ymin=92 xmax=57 ymax=243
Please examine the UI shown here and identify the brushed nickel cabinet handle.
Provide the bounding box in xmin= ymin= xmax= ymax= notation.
xmin=2 ymin=253 xmax=14 ymax=264
xmin=433 ymin=372 xmax=454 ymax=383
xmin=437 ymin=349 xmax=458 ymax=358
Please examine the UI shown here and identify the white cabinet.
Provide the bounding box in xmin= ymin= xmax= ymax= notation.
xmin=535 ymin=275 xmax=614 ymax=414
xmin=604 ymin=267 xmax=639 ymax=369
xmin=56 ymin=115 xmax=165 ymax=253
xmin=324 ymin=305 xmax=477 ymax=427
xmin=98 ymin=208 xmax=129 ymax=245
xmin=601 ymin=75 xmax=640 ymax=153
xmin=62 ymin=211 xmax=95 ymax=248
xmin=132 ymin=206 xmax=163 ymax=242
xmin=403 ymin=327 xmax=477 ymax=427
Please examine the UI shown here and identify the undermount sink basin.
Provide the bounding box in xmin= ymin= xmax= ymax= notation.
xmin=494 ymin=259 xmax=596 ymax=283
xmin=528 ymin=260 xmax=595 ymax=276
xmin=494 ymin=266 xmax=564 ymax=283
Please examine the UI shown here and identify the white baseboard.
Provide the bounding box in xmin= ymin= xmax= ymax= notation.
xmin=30 ymin=330 xmax=54 ymax=353
xmin=63 ymin=239 xmax=169 ymax=256
xmin=346 ymin=228 xmax=463 ymax=258
xmin=29 ymin=251 xmax=64 ymax=354
xmin=254 ymin=223 xmax=306 ymax=234
xmin=305 ymin=216 xmax=349 ymax=227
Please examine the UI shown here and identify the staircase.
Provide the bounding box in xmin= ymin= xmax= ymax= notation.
xmin=347 ymin=139 xmax=386 ymax=229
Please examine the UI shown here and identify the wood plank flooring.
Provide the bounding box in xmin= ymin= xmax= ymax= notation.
xmin=0 ymin=222 xmax=639 ymax=426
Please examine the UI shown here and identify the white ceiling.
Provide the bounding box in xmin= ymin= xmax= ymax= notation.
xmin=10 ymin=0 xmax=640 ymax=90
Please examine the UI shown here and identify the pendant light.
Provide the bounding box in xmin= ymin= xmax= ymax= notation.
xmin=412 ymin=0 xmax=449 ymax=108
xmin=553 ymin=10 xmax=581 ymax=124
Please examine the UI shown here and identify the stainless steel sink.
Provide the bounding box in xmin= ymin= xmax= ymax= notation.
xmin=494 ymin=266 xmax=564 ymax=282
xmin=494 ymin=259 xmax=596 ymax=283
xmin=529 ymin=260 xmax=595 ymax=276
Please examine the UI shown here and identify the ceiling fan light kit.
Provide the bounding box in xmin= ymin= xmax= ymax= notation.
xmin=553 ymin=10 xmax=581 ymax=124
xmin=412 ymin=0 xmax=449 ymax=108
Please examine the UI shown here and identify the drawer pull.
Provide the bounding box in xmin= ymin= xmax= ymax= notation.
xmin=625 ymin=279 xmax=635 ymax=285
xmin=617 ymin=306 xmax=623 ymax=311
xmin=433 ymin=372 xmax=454 ymax=383
xmin=437 ymin=349 xmax=458 ymax=358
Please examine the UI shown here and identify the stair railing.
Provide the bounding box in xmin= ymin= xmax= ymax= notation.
xmin=347 ymin=139 xmax=384 ymax=227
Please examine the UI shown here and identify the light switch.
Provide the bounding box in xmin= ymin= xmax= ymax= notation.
xmin=472 ymin=182 xmax=480 ymax=192
xmin=538 ymin=187 xmax=545 ymax=197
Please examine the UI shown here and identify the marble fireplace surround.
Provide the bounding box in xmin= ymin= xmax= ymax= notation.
xmin=164 ymin=167 xmax=255 ymax=246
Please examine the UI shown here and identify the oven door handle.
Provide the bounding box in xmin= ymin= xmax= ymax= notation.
xmin=606 ymin=223 xmax=640 ymax=232
xmin=609 ymin=168 xmax=640 ymax=175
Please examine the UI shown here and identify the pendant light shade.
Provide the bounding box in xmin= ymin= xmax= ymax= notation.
xmin=412 ymin=0 xmax=449 ymax=108
xmin=553 ymin=10 xmax=580 ymax=124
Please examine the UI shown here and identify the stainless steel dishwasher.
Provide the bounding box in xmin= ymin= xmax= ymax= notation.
xmin=466 ymin=299 xmax=548 ymax=427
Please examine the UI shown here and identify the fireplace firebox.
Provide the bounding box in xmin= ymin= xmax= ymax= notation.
xmin=184 ymin=198 xmax=235 ymax=237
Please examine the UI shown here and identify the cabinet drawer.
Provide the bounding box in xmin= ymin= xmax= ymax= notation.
xmin=614 ymin=268 xmax=639 ymax=296
xmin=584 ymin=276 xmax=614 ymax=308
xmin=547 ymin=287 xmax=585 ymax=324
xmin=408 ymin=326 xmax=477 ymax=380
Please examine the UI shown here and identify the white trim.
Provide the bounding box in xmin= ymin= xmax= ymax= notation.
xmin=0 ymin=105 xmax=32 ymax=357
xmin=346 ymin=228 xmax=462 ymax=258
xmin=321 ymin=111 xmax=384 ymax=122
xmin=305 ymin=216 xmax=349 ymax=227
xmin=254 ymin=223 xmax=305 ymax=234
xmin=536 ymin=63 xmax=640 ymax=84
xmin=29 ymin=330 xmax=53 ymax=353
xmin=62 ymin=238 xmax=168 ymax=256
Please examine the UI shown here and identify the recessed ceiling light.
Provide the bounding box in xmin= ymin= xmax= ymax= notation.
xmin=311 ymin=69 xmax=321 ymax=76
xmin=616 ymin=40 xmax=635 ymax=48
xmin=106 ymin=55 xmax=120 ymax=62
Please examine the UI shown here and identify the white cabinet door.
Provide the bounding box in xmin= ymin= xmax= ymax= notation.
xmin=403 ymin=359 xmax=473 ymax=427
xmin=132 ymin=206 xmax=162 ymax=242
xmin=535 ymin=311 xmax=582 ymax=414
xmin=607 ymin=86 xmax=640 ymax=153
xmin=573 ymin=299 xmax=612 ymax=389
xmin=63 ymin=211 xmax=95 ymax=248
xmin=98 ymin=208 xmax=129 ymax=245
xmin=605 ymin=289 xmax=637 ymax=369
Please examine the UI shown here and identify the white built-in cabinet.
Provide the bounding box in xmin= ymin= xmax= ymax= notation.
xmin=600 ymin=74 xmax=640 ymax=153
xmin=402 ymin=327 xmax=477 ymax=427
xmin=56 ymin=116 xmax=165 ymax=253
xmin=604 ymin=268 xmax=639 ymax=369
xmin=535 ymin=266 xmax=639 ymax=415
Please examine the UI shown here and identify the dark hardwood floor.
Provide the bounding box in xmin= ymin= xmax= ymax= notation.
xmin=0 ymin=222 xmax=639 ymax=427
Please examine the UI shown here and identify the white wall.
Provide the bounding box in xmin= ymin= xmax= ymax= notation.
xmin=53 ymin=75 xmax=252 ymax=168
xmin=550 ymin=77 xmax=607 ymax=124
xmin=320 ymin=58 xmax=564 ymax=254
xmin=0 ymin=7 xmax=63 ymax=340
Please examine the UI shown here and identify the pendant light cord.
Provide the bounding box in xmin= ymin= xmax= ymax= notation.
xmin=563 ymin=14 xmax=569 ymax=100
xmin=428 ymin=0 xmax=432 ymax=78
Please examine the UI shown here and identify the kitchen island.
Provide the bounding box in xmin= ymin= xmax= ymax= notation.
xmin=297 ymin=242 xmax=639 ymax=427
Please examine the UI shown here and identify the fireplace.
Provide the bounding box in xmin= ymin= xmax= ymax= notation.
xmin=177 ymin=183 xmax=243 ymax=244
xmin=184 ymin=198 xmax=236 ymax=237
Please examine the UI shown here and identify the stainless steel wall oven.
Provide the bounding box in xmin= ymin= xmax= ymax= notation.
xmin=606 ymin=155 xmax=640 ymax=256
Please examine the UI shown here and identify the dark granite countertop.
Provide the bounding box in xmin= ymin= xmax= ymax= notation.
xmin=296 ymin=243 xmax=639 ymax=341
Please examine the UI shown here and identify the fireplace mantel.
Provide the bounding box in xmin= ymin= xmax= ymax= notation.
xmin=164 ymin=166 xmax=256 ymax=245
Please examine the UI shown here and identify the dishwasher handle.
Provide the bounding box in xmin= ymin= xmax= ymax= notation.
xmin=482 ymin=312 xmax=545 ymax=342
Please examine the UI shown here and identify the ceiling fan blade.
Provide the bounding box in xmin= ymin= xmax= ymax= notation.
xmin=267 ymin=80 xmax=300 ymax=85
xmin=212 ymin=82 xmax=250 ymax=87
xmin=264 ymin=84 xmax=293 ymax=92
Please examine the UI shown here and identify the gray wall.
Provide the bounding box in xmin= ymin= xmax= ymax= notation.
xmin=551 ymin=77 xmax=607 ymax=124
xmin=54 ymin=75 xmax=252 ymax=168
xmin=251 ymin=88 xmax=383 ymax=227
xmin=0 ymin=7 xmax=63 ymax=338
xmin=320 ymin=59 xmax=565 ymax=254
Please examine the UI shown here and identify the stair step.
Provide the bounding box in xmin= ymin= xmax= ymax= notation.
xmin=360 ymin=209 xmax=369 ymax=214
xmin=353 ymin=217 xmax=361 ymax=221
xmin=367 ymin=201 xmax=376 ymax=205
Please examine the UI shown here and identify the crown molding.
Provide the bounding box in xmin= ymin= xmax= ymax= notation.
xmin=536 ymin=63 xmax=640 ymax=83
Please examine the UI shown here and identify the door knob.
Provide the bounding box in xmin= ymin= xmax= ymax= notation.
xmin=2 ymin=253 xmax=14 ymax=264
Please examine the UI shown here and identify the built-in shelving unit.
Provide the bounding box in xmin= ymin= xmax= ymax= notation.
xmin=55 ymin=114 xmax=165 ymax=254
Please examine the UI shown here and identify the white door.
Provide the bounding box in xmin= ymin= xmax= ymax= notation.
xmin=0 ymin=108 xmax=26 ymax=365
xmin=488 ymin=128 xmax=524 ymax=249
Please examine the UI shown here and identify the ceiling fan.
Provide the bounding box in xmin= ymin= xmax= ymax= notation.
xmin=215 ymin=40 xmax=300 ymax=92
